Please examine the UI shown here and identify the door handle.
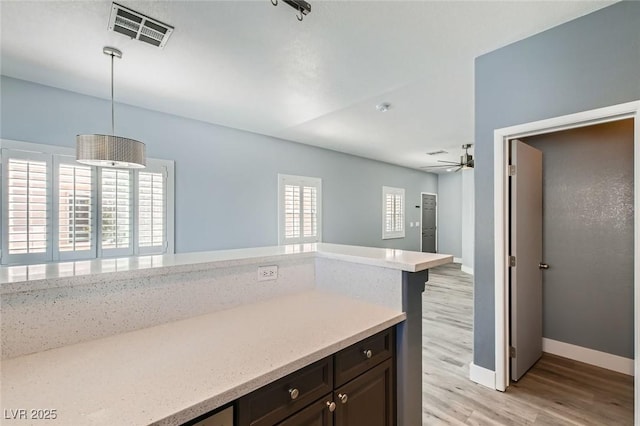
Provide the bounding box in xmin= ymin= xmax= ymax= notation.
xmin=538 ymin=263 xmax=549 ymax=270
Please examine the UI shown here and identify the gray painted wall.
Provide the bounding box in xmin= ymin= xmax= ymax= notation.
xmin=525 ymin=119 xmax=634 ymax=358
xmin=461 ymin=169 xmax=474 ymax=272
xmin=0 ymin=76 xmax=437 ymax=254
xmin=474 ymin=1 xmax=640 ymax=369
xmin=436 ymin=172 xmax=462 ymax=259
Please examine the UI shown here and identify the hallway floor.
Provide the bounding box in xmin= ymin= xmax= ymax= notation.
xmin=422 ymin=263 xmax=633 ymax=425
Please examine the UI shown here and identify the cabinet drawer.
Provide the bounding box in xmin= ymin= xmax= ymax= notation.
xmin=334 ymin=328 xmax=394 ymax=387
xmin=238 ymin=357 xmax=333 ymax=426
xmin=183 ymin=405 xmax=234 ymax=426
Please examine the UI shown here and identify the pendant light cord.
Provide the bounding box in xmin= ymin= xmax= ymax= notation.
xmin=110 ymin=51 xmax=115 ymax=136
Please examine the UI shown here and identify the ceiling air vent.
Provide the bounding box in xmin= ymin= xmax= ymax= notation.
xmin=426 ymin=150 xmax=448 ymax=156
xmin=108 ymin=3 xmax=174 ymax=49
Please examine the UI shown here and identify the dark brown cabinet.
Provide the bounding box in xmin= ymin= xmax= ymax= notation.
xmin=239 ymin=328 xmax=395 ymax=426
xmin=237 ymin=358 xmax=333 ymax=426
xmin=333 ymin=359 xmax=393 ymax=426
xmin=334 ymin=328 xmax=394 ymax=388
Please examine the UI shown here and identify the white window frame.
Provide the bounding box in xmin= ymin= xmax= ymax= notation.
xmin=382 ymin=186 xmax=405 ymax=240
xmin=0 ymin=139 xmax=175 ymax=265
xmin=278 ymin=174 xmax=322 ymax=245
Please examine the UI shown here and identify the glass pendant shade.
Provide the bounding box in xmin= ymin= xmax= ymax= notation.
xmin=76 ymin=46 xmax=146 ymax=169
xmin=76 ymin=134 xmax=146 ymax=168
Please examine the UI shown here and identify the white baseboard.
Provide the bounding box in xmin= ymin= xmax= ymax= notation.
xmin=453 ymin=257 xmax=463 ymax=264
xmin=461 ymin=265 xmax=474 ymax=275
xmin=542 ymin=338 xmax=634 ymax=376
xmin=469 ymin=362 xmax=496 ymax=389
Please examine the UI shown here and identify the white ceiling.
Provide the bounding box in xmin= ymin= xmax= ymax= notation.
xmin=0 ymin=0 xmax=615 ymax=172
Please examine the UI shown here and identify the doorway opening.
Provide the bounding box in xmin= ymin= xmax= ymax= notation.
xmin=493 ymin=101 xmax=640 ymax=420
xmin=510 ymin=120 xmax=634 ymax=383
xmin=420 ymin=192 xmax=437 ymax=253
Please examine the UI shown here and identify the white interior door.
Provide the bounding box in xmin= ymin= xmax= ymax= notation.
xmin=510 ymin=139 xmax=543 ymax=381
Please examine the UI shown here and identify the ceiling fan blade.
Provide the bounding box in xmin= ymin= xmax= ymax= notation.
xmin=419 ymin=164 xmax=457 ymax=169
xmin=436 ymin=160 xmax=462 ymax=165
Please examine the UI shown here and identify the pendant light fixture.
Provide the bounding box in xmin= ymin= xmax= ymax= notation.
xmin=76 ymin=46 xmax=146 ymax=169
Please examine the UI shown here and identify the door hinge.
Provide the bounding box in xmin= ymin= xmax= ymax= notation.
xmin=510 ymin=346 xmax=516 ymax=358
xmin=509 ymin=256 xmax=516 ymax=267
xmin=508 ymin=165 xmax=516 ymax=176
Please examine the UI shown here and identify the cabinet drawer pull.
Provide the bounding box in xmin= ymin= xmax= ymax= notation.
xmin=363 ymin=349 xmax=373 ymax=359
xmin=338 ymin=393 xmax=348 ymax=404
xmin=289 ymin=388 xmax=299 ymax=400
xmin=326 ymin=401 xmax=336 ymax=412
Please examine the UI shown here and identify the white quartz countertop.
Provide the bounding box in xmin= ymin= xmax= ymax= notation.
xmin=0 ymin=243 xmax=453 ymax=293
xmin=0 ymin=290 xmax=406 ymax=425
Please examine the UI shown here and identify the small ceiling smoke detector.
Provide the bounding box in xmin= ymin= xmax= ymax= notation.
xmin=109 ymin=3 xmax=174 ymax=48
xmin=376 ymin=103 xmax=391 ymax=112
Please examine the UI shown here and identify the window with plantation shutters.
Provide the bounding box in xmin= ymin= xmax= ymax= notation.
xmin=279 ymin=174 xmax=322 ymax=244
xmin=57 ymin=161 xmax=95 ymax=257
xmin=2 ymin=151 xmax=51 ymax=264
xmin=382 ymin=186 xmax=405 ymax=239
xmin=137 ymin=169 xmax=166 ymax=253
xmin=100 ymin=168 xmax=132 ymax=254
xmin=1 ymin=140 xmax=174 ymax=265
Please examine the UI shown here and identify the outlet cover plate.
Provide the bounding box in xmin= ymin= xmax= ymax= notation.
xmin=257 ymin=265 xmax=278 ymax=281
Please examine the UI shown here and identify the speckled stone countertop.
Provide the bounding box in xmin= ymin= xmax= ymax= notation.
xmin=1 ymin=290 xmax=405 ymax=426
xmin=0 ymin=243 xmax=452 ymax=294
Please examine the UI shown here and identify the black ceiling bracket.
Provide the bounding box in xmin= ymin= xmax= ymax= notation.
xmin=271 ymin=0 xmax=311 ymax=21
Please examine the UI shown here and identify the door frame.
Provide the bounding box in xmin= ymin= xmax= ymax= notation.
xmin=492 ymin=101 xmax=640 ymax=408
xmin=420 ymin=192 xmax=438 ymax=253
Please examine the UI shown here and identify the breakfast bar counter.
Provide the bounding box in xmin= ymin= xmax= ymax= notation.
xmin=1 ymin=243 xmax=452 ymax=425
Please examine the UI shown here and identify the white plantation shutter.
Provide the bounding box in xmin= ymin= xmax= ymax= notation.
xmin=1 ymin=141 xmax=174 ymax=265
xmin=8 ymin=160 xmax=48 ymax=253
xmin=137 ymin=168 xmax=166 ymax=254
xmin=384 ymin=193 xmax=403 ymax=233
xmin=56 ymin=159 xmax=96 ymax=259
xmin=279 ymin=175 xmax=322 ymax=244
xmin=100 ymin=168 xmax=133 ymax=255
xmin=302 ymin=186 xmax=317 ymax=238
xmin=284 ymin=184 xmax=301 ymax=239
xmin=1 ymin=149 xmax=52 ymax=264
xmin=382 ymin=186 xmax=405 ymax=239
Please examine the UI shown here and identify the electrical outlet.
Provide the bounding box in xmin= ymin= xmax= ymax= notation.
xmin=257 ymin=265 xmax=278 ymax=281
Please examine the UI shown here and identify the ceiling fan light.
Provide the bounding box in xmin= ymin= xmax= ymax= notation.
xmin=76 ymin=134 xmax=146 ymax=168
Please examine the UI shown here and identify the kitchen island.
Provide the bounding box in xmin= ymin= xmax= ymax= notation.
xmin=1 ymin=243 xmax=452 ymax=425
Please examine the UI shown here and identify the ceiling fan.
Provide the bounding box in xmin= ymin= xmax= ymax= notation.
xmin=420 ymin=144 xmax=474 ymax=172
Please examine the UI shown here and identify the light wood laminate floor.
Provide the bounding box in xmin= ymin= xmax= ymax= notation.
xmin=422 ymin=263 xmax=633 ymax=425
